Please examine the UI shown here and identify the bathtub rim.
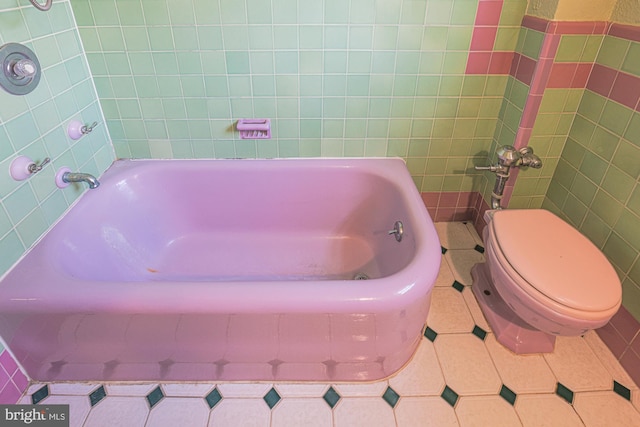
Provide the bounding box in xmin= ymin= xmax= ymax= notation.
xmin=0 ymin=157 xmax=442 ymax=314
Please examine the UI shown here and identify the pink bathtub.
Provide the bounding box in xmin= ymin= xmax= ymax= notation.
xmin=0 ymin=158 xmax=441 ymax=382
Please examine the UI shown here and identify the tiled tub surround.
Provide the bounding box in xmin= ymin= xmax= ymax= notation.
xmin=71 ymin=0 xmax=524 ymax=193
xmin=0 ymin=158 xmax=440 ymax=383
xmin=18 ymin=223 xmax=640 ymax=426
xmin=0 ymin=1 xmax=114 ymax=277
xmin=0 ymin=0 xmax=114 ymax=405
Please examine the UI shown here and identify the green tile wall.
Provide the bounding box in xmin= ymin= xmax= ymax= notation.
xmin=544 ymin=36 xmax=640 ymax=320
xmin=0 ymin=1 xmax=113 ymax=277
xmin=507 ymin=84 xmax=582 ymax=209
xmin=71 ymin=0 xmax=528 ymax=194
xmin=506 ymin=30 xmax=604 ymax=211
xmin=485 ymin=25 xmax=549 ymax=207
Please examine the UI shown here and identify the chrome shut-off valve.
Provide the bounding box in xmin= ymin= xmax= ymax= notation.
xmin=474 ymin=145 xmax=543 ymax=210
xmin=517 ymin=147 xmax=543 ymax=169
xmin=475 ymin=145 xmax=522 ymax=174
xmin=475 ymin=145 xmax=543 ymax=173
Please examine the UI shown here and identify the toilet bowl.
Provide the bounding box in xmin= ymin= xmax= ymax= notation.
xmin=471 ymin=209 xmax=622 ymax=354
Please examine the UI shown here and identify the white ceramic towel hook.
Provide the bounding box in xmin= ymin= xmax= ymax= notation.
xmin=67 ymin=120 xmax=98 ymax=140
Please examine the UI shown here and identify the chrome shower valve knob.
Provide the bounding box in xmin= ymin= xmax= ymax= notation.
xmin=12 ymin=59 xmax=37 ymax=78
xmin=0 ymin=43 xmax=41 ymax=95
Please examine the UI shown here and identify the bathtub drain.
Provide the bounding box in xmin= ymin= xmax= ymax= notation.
xmin=353 ymin=273 xmax=369 ymax=280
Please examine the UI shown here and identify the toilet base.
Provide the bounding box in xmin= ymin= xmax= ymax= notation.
xmin=471 ymin=263 xmax=556 ymax=354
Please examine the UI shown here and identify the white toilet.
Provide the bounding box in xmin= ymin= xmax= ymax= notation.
xmin=471 ymin=208 xmax=622 ymax=354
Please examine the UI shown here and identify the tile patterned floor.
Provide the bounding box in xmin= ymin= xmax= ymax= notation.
xmin=20 ymin=222 xmax=640 ymax=426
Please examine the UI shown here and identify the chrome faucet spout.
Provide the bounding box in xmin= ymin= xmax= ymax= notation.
xmin=62 ymin=172 xmax=100 ymax=189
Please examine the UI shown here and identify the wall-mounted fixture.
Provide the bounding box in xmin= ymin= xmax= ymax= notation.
xmin=55 ymin=167 xmax=100 ymax=189
xmin=28 ymin=0 xmax=51 ymax=11
xmin=0 ymin=43 xmax=41 ymax=95
xmin=67 ymin=120 xmax=98 ymax=140
xmin=475 ymin=145 xmax=543 ymax=210
xmin=10 ymin=155 xmax=50 ymax=181
xmin=237 ymin=119 xmax=271 ymax=139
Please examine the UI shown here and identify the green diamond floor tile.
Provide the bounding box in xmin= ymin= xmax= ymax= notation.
xmin=205 ymin=387 xmax=223 ymax=409
xmin=89 ymin=385 xmax=106 ymax=407
xmin=382 ymin=386 xmax=400 ymax=408
xmin=263 ymin=387 xmax=281 ymax=409
xmin=323 ymin=386 xmax=341 ymax=408
xmin=146 ymin=386 xmax=165 ymax=408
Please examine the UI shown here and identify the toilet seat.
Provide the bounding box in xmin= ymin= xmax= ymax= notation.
xmin=489 ymin=209 xmax=621 ymax=317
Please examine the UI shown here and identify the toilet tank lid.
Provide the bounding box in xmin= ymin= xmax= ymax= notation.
xmin=492 ymin=209 xmax=621 ymax=312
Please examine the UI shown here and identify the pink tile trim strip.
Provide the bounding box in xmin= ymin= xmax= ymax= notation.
xmin=597 ymin=306 xmax=640 ymax=386
xmin=0 ymin=351 xmax=18 ymax=377
xmin=510 ymin=31 xmax=560 ymax=149
xmin=513 ymin=128 xmax=533 ymax=149
xmin=549 ymin=21 xmax=609 ymax=35
xmin=587 ymin=63 xmax=617 ymax=97
xmin=466 ymin=52 xmax=491 ymax=74
xmin=466 ymin=52 xmax=514 ymax=75
xmin=620 ymin=351 xmax=640 ymax=386
xmin=475 ymin=1 xmax=503 ymax=26
xmin=520 ymin=97 xmax=542 ymax=129
xmin=574 ymin=63 xmax=593 ymax=87
xmin=489 ymin=51 xmax=514 ymax=74
xmin=529 ymin=57 xmax=554 ymax=95
xmin=610 ymin=71 xmax=640 ymax=110
xmin=521 ymin=15 xmax=549 ymax=32
xmin=539 ymin=33 xmax=561 ymax=60
xmin=609 ymin=22 xmax=640 ymax=42
xmin=468 ymin=15 xmax=633 ymax=77
xmin=421 ymin=192 xmax=480 ymax=223
xmin=0 ymin=350 xmax=28 ymax=404
xmin=610 ymin=306 xmax=640 ymax=342
xmin=466 ymin=0 xmax=505 ymax=75
xmin=597 ymin=323 xmax=628 ymax=358
xmin=586 ymin=63 xmax=640 ymax=112
xmin=510 ymin=53 xmax=535 ymax=85
xmin=548 ymin=63 xmax=580 ymax=88
xmin=470 ymin=26 xmax=499 ymax=51
xmin=522 ymin=17 xmax=608 ymax=35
